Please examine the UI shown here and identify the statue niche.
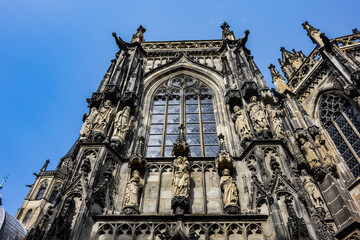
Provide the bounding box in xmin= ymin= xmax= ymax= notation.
xmin=301 ymin=170 xmax=324 ymax=209
xmin=314 ymin=134 xmax=337 ymax=175
xmin=247 ymin=96 xmax=271 ymax=139
xmin=122 ymin=170 xmax=144 ymax=214
xmin=266 ymin=104 xmax=285 ymax=138
xmin=220 ymin=168 xmax=240 ymax=214
xmin=171 ymin=156 xmax=190 ymax=214
xmin=79 ymin=107 xmax=98 ymax=140
xmin=90 ymin=100 xmax=113 ymax=142
xmin=298 ymin=137 xmax=325 ymax=181
xmin=110 ymin=106 xmax=134 ymax=149
xmin=232 ymin=105 xmax=252 ymax=141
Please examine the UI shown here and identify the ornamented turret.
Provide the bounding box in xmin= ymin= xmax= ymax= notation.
xmin=221 ymin=21 xmax=236 ymax=41
xmin=278 ymin=47 xmax=305 ymax=79
xmin=269 ymin=64 xmax=289 ymax=93
xmin=302 ymin=21 xmax=332 ymax=51
xmin=131 ymin=25 xmax=146 ymax=43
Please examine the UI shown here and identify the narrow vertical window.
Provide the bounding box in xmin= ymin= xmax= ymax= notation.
xmin=320 ymin=94 xmax=360 ymax=177
xmin=23 ymin=209 xmax=32 ymax=223
xmin=146 ymin=75 xmax=218 ymax=157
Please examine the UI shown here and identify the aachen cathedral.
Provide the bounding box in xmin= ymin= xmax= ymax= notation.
xmin=14 ymin=21 xmax=360 ymax=239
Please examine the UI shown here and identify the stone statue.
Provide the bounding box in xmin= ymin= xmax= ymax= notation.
xmin=111 ymin=106 xmax=134 ymax=147
xmin=301 ymin=170 xmax=324 ymax=208
xmin=220 ymin=169 xmax=239 ymax=207
xmin=172 ymin=156 xmax=190 ymax=198
xmin=232 ymin=105 xmax=252 ymax=139
xmin=124 ymin=170 xmax=144 ymax=209
xmin=247 ymin=96 xmax=270 ymax=134
xmin=92 ymin=100 xmax=113 ymax=137
xmin=299 ymin=137 xmax=321 ymax=170
xmin=315 ymin=135 xmax=337 ymax=174
xmin=267 ymin=104 xmax=285 ymax=137
xmin=79 ymin=107 xmax=98 ymax=139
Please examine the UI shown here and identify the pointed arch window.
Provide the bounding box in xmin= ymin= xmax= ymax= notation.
xmin=35 ymin=181 xmax=48 ymax=200
xmin=146 ymin=75 xmax=218 ymax=157
xmin=23 ymin=209 xmax=32 ymax=223
xmin=320 ymin=94 xmax=360 ymax=177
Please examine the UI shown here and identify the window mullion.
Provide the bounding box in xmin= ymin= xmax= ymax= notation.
xmin=333 ymin=120 xmax=360 ymax=163
xmin=198 ymin=96 xmax=204 ymax=157
xmin=161 ymin=98 xmax=169 ymax=157
xmin=342 ymin=111 xmax=360 ymax=139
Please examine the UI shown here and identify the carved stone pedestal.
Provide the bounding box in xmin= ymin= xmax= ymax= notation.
xmin=121 ymin=206 xmax=140 ymax=215
xmin=90 ymin=131 xmax=105 ymax=143
xmin=224 ymin=204 xmax=241 ymax=214
xmin=171 ymin=196 xmax=190 ymax=214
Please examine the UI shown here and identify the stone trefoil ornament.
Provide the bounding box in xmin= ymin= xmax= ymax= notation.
xmin=122 ymin=170 xmax=144 ymax=214
xmin=110 ymin=106 xmax=134 ymax=149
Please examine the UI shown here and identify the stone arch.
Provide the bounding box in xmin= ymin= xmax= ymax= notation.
xmin=138 ymin=56 xmax=238 ymax=156
xmin=227 ymin=223 xmax=245 ymax=240
xmin=245 ymin=223 xmax=264 ymax=240
xmin=134 ymin=223 xmax=151 ymax=239
xmin=188 ymin=223 xmax=206 ymax=240
xmin=115 ymin=223 xmax=133 ymax=240
xmin=208 ymin=223 xmax=226 ymax=240
xmin=96 ymin=223 xmax=114 ymax=240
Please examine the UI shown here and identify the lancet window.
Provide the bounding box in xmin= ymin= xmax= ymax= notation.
xmin=320 ymin=93 xmax=360 ymax=177
xmin=146 ymin=75 xmax=218 ymax=157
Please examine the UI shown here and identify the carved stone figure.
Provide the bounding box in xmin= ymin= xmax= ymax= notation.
xmin=299 ymin=138 xmax=321 ymax=170
xmin=232 ymin=105 xmax=252 ymax=139
xmin=267 ymin=104 xmax=285 ymax=138
xmin=220 ymin=169 xmax=239 ymax=207
xmin=247 ymin=96 xmax=270 ymax=136
xmin=301 ymin=170 xmax=324 ymax=208
xmin=172 ymin=156 xmax=190 ymax=198
xmin=79 ymin=107 xmax=98 ymax=139
xmin=111 ymin=106 xmax=134 ymax=148
xmin=315 ymin=135 xmax=337 ymax=174
xmin=123 ymin=170 xmax=143 ymax=210
xmin=91 ymin=100 xmax=113 ymax=141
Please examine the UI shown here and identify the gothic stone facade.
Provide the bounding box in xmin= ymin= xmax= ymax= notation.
xmin=16 ymin=22 xmax=360 ymax=240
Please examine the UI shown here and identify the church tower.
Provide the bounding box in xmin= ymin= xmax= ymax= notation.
xmin=19 ymin=22 xmax=360 ymax=240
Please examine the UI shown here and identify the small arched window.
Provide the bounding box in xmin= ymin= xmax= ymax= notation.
xmin=49 ymin=190 xmax=59 ymax=203
xmin=320 ymin=93 xmax=360 ymax=177
xmin=146 ymin=75 xmax=218 ymax=157
xmin=23 ymin=209 xmax=32 ymax=223
xmin=35 ymin=187 xmax=46 ymax=200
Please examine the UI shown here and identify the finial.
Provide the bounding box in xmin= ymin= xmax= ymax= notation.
xmin=41 ymin=159 xmax=50 ymax=172
xmin=280 ymin=47 xmax=285 ymax=52
xmin=353 ymin=28 xmax=359 ymax=34
xmin=269 ymin=64 xmax=288 ymax=93
xmin=0 ymin=175 xmax=8 ymax=191
xmin=221 ymin=21 xmax=236 ymax=41
xmin=131 ymin=25 xmax=146 ymax=43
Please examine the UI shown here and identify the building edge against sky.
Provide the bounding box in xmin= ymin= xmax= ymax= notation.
xmin=14 ymin=22 xmax=360 ymax=239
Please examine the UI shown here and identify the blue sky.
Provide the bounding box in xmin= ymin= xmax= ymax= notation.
xmin=0 ymin=0 xmax=359 ymax=216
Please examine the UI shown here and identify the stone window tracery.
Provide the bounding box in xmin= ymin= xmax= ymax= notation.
xmin=35 ymin=182 xmax=48 ymax=200
xmin=320 ymin=93 xmax=360 ymax=177
xmin=146 ymin=75 xmax=218 ymax=157
xmin=23 ymin=209 xmax=32 ymax=223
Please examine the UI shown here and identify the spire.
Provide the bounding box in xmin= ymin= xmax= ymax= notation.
xmin=221 ymin=21 xmax=236 ymax=41
xmin=131 ymin=25 xmax=146 ymax=43
xmin=302 ymin=21 xmax=331 ymax=50
xmin=269 ymin=64 xmax=289 ymax=93
xmin=278 ymin=47 xmax=305 ymax=79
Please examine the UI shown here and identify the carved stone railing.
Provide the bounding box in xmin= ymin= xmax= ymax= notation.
xmin=335 ymin=32 xmax=360 ymax=48
xmin=141 ymin=40 xmax=223 ymax=51
xmin=287 ymin=48 xmax=321 ymax=89
xmin=287 ymin=32 xmax=360 ymax=90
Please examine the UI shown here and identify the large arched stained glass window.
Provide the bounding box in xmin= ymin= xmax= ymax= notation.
xmin=320 ymin=94 xmax=360 ymax=177
xmin=146 ymin=75 xmax=218 ymax=157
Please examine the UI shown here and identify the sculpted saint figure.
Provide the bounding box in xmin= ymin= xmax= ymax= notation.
xmin=220 ymin=169 xmax=239 ymax=207
xmin=79 ymin=107 xmax=98 ymax=139
xmin=92 ymin=100 xmax=113 ymax=135
xmin=315 ymin=135 xmax=337 ymax=173
xmin=301 ymin=170 xmax=324 ymax=208
xmin=247 ymin=96 xmax=270 ymax=133
xmin=232 ymin=105 xmax=252 ymax=139
xmin=299 ymin=138 xmax=321 ymax=170
xmin=124 ymin=170 xmax=144 ymax=208
xmin=267 ymin=104 xmax=285 ymax=137
xmin=172 ymin=156 xmax=190 ymax=198
xmin=111 ymin=106 xmax=134 ymax=146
